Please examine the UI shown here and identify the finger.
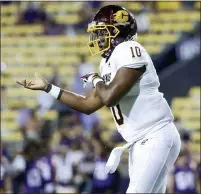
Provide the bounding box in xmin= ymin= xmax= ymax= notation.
xmin=16 ymin=79 xmax=26 ymax=86
xmin=25 ymin=80 xmax=35 ymax=88
xmin=16 ymin=80 xmax=25 ymax=86
xmin=24 ymin=79 xmax=27 ymax=87
xmin=27 ymin=81 xmax=32 ymax=87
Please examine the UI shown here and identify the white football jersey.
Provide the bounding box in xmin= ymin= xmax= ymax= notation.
xmin=100 ymin=40 xmax=174 ymax=143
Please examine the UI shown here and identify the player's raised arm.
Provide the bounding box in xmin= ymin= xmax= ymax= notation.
xmin=76 ymin=60 xmax=145 ymax=108
xmin=82 ymin=45 xmax=146 ymax=107
xmin=95 ymin=66 xmax=145 ymax=107
xmin=16 ymin=73 xmax=104 ymax=115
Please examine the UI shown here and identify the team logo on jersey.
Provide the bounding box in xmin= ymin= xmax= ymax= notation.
xmin=103 ymin=73 xmax=111 ymax=83
xmin=114 ymin=10 xmax=129 ymax=25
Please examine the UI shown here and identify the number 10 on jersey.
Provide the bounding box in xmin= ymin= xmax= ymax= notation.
xmin=111 ymin=104 xmax=124 ymax=125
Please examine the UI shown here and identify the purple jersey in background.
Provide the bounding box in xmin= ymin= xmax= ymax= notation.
xmin=24 ymin=160 xmax=43 ymax=194
xmin=174 ymin=162 xmax=197 ymax=194
xmin=37 ymin=155 xmax=55 ymax=193
xmin=92 ymin=157 xmax=119 ymax=194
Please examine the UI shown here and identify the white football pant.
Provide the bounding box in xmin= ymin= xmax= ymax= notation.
xmin=126 ymin=122 xmax=181 ymax=193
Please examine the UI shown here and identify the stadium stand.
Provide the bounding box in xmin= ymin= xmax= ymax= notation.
xmin=171 ymin=86 xmax=200 ymax=152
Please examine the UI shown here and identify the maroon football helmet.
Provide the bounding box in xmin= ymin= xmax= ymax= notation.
xmin=87 ymin=5 xmax=137 ymax=58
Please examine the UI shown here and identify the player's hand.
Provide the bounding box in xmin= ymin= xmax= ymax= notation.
xmin=81 ymin=72 xmax=104 ymax=88
xmin=16 ymin=73 xmax=49 ymax=91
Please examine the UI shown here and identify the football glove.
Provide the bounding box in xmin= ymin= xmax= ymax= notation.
xmin=81 ymin=72 xmax=104 ymax=88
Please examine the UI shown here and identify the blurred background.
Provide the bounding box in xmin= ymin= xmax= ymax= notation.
xmin=1 ymin=1 xmax=200 ymax=194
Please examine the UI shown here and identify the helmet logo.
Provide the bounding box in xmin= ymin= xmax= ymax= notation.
xmin=113 ymin=10 xmax=129 ymax=24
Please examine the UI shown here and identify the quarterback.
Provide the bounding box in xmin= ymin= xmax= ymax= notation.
xmin=17 ymin=5 xmax=181 ymax=193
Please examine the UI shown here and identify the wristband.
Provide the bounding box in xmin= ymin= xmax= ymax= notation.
xmin=92 ymin=77 xmax=104 ymax=88
xmin=46 ymin=84 xmax=61 ymax=99
xmin=45 ymin=83 xmax=52 ymax=93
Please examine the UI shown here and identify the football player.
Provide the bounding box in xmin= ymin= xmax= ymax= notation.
xmin=17 ymin=5 xmax=181 ymax=193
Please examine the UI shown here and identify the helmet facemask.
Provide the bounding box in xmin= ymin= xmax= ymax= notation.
xmin=87 ymin=23 xmax=120 ymax=56
xmin=87 ymin=5 xmax=138 ymax=57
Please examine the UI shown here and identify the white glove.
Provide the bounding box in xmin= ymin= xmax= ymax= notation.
xmin=105 ymin=142 xmax=133 ymax=174
xmin=81 ymin=72 xmax=104 ymax=88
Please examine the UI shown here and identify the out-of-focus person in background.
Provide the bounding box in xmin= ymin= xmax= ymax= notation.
xmin=167 ymin=150 xmax=199 ymax=194
xmin=52 ymin=144 xmax=75 ymax=193
xmin=91 ymin=138 xmax=120 ymax=194
xmin=22 ymin=140 xmax=43 ymax=194
xmin=11 ymin=148 xmax=26 ymax=194
xmin=56 ymin=113 xmax=82 ymax=147
xmin=17 ymin=2 xmax=48 ymax=25
xmin=37 ymin=140 xmax=56 ymax=194
xmin=75 ymin=138 xmax=95 ymax=193
xmin=10 ymin=140 xmax=43 ymax=194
